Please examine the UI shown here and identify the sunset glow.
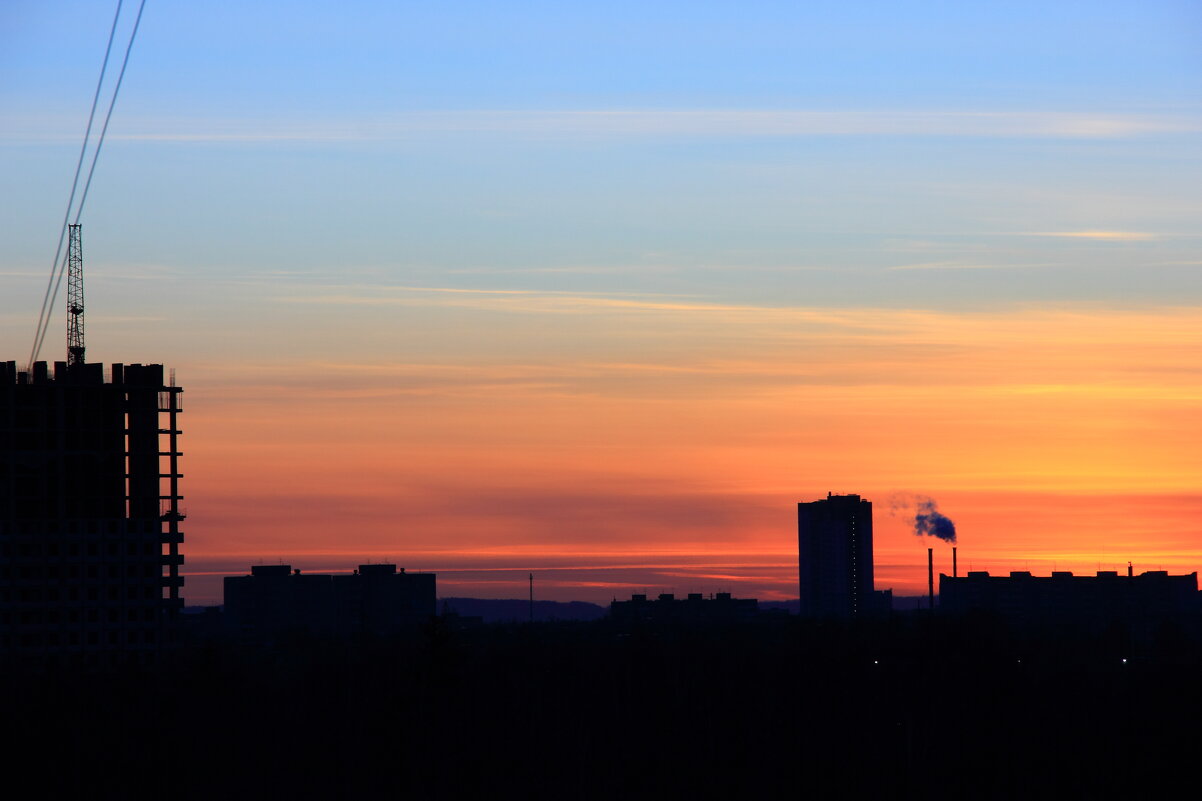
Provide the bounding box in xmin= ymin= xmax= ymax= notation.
xmin=171 ymin=304 xmax=1202 ymax=603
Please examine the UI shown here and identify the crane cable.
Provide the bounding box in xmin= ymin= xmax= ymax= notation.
xmin=27 ymin=0 xmax=123 ymax=371
xmin=28 ymin=0 xmax=148 ymax=370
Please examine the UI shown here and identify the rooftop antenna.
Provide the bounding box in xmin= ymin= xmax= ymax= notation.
xmin=66 ymin=224 xmax=86 ymax=367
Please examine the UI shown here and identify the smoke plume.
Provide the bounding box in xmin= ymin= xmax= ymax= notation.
xmin=888 ymin=492 xmax=957 ymax=543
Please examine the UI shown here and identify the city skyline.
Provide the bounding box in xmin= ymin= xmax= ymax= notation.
xmin=3 ymin=2 xmax=1202 ymax=604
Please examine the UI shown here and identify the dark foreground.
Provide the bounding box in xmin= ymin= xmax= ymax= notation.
xmin=5 ymin=613 xmax=1201 ymax=800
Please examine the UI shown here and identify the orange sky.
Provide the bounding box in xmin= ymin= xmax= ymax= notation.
xmin=172 ymin=299 xmax=1202 ymax=604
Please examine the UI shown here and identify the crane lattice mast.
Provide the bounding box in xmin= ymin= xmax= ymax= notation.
xmin=66 ymin=223 xmax=85 ymax=367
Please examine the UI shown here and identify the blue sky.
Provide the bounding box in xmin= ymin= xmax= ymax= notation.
xmin=3 ymin=2 xmax=1198 ymax=324
xmin=6 ymin=2 xmax=1200 ymax=110
xmin=1 ymin=0 xmax=1195 ymax=376
xmin=1 ymin=0 xmax=1200 ymax=368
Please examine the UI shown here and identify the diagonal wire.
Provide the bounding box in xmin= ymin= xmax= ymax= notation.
xmin=31 ymin=0 xmax=148 ymax=367
xmin=28 ymin=0 xmax=124 ymax=371
xmin=34 ymin=0 xmax=148 ymax=365
xmin=73 ymin=0 xmax=147 ymax=227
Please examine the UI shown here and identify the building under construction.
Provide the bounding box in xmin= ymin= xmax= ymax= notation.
xmin=4 ymin=23 xmax=186 ymax=662
xmin=0 ymin=359 xmax=183 ymax=663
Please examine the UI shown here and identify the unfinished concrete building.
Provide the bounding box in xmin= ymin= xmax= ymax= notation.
xmin=0 ymin=360 xmax=183 ymax=663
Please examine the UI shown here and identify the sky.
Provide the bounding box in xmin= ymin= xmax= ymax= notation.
xmin=2 ymin=1 xmax=1201 ymax=604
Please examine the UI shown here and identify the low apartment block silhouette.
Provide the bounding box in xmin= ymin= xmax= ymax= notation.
xmin=224 ymin=563 xmax=435 ymax=636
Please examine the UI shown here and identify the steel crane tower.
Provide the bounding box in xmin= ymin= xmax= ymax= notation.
xmin=66 ymin=223 xmax=86 ymax=367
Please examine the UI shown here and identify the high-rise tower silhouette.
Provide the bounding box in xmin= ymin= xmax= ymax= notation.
xmin=797 ymin=493 xmax=874 ymax=618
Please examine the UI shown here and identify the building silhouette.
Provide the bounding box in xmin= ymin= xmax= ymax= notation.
xmin=798 ymin=493 xmax=886 ymax=618
xmin=224 ymin=563 xmax=436 ymax=637
xmin=0 ymin=361 xmax=184 ymax=662
xmin=939 ymin=569 xmax=1199 ymax=632
xmin=609 ymin=592 xmax=759 ymax=623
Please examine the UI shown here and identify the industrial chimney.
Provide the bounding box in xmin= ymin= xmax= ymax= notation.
xmin=927 ymin=547 xmax=934 ymax=611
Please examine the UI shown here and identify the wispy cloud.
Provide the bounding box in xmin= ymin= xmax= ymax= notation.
xmin=442 ymin=264 xmax=673 ymax=276
xmin=282 ymin=292 xmax=762 ymax=314
xmin=271 ymin=284 xmax=763 ymax=315
xmin=887 ymin=260 xmax=1059 ymax=271
xmin=268 ymin=287 xmax=1202 ymax=346
xmin=7 ymin=110 xmax=1197 ymax=144
xmin=86 ymin=315 xmax=168 ymax=324
xmin=1027 ymin=231 xmax=1160 ymax=241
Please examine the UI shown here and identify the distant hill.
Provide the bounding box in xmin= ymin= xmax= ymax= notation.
xmin=758 ymin=600 xmax=800 ymax=615
xmin=439 ymin=597 xmax=607 ymax=623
